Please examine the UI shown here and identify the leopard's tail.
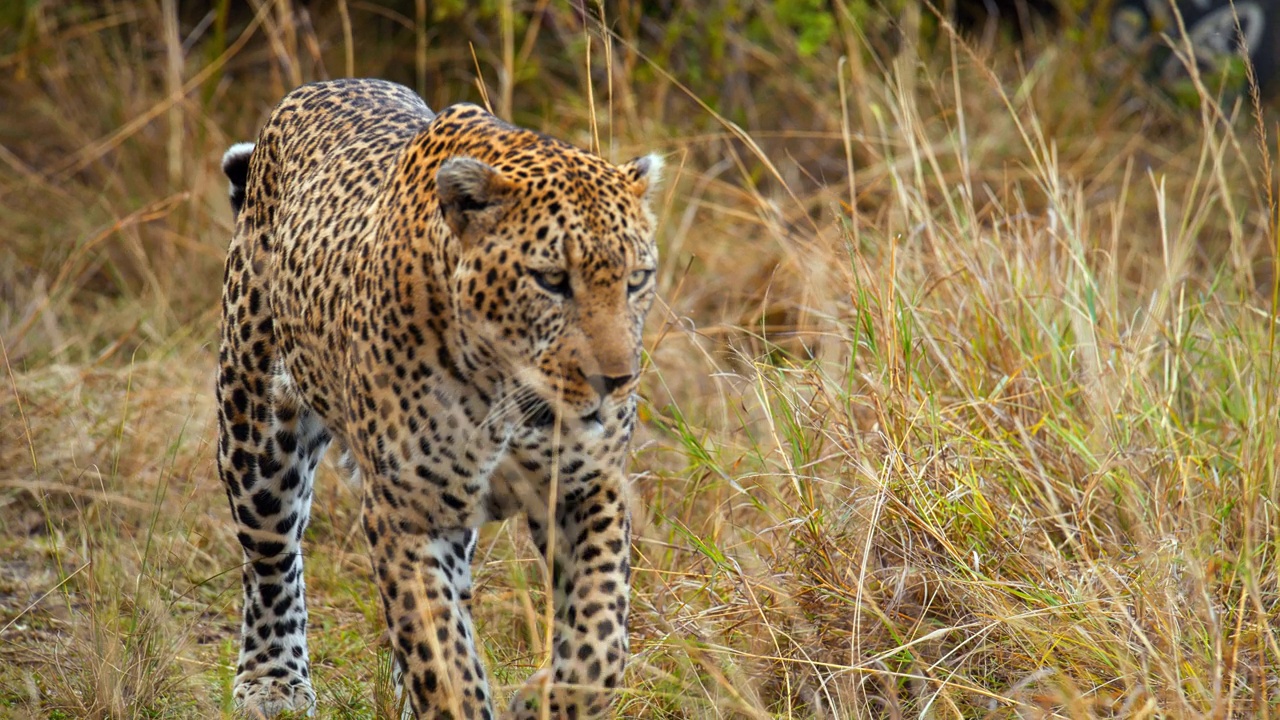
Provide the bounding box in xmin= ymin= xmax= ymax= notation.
xmin=221 ymin=142 xmax=256 ymax=216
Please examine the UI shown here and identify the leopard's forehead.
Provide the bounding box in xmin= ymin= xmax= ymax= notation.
xmin=502 ymin=148 xmax=653 ymax=269
xmin=428 ymin=104 xmax=622 ymax=185
xmin=428 ymin=104 xmax=655 ymax=270
xmin=496 ymin=144 xmax=636 ymax=220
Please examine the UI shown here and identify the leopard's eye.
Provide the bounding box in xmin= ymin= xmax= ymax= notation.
xmin=530 ymin=268 xmax=571 ymax=297
xmin=627 ymin=269 xmax=654 ymax=293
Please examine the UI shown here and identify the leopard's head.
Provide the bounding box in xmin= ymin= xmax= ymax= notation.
xmin=428 ymin=105 xmax=662 ymax=425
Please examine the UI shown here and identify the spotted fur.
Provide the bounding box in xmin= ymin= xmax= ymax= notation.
xmin=216 ymin=78 xmax=661 ymax=718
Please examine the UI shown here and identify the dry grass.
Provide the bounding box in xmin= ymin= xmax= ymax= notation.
xmin=2 ymin=1 xmax=1279 ymax=718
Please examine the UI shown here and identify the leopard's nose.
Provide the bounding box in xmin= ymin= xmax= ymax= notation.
xmin=586 ymin=373 xmax=634 ymax=397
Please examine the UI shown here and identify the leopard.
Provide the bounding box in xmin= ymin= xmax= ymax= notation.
xmin=215 ymin=78 xmax=661 ymax=719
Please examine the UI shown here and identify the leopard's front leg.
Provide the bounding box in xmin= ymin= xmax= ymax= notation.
xmin=362 ymin=477 xmax=495 ymax=720
xmin=509 ymin=468 xmax=632 ymax=719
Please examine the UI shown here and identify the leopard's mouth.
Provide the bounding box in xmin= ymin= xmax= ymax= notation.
xmin=516 ymin=393 xmax=602 ymax=428
xmin=505 ymin=369 xmax=600 ymax=428
xmin=516 ymin=393 xmax=556 ymax=428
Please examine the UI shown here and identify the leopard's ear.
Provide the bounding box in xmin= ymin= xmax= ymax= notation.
xmin=436 ymin=157 xmax=515 ymax=241
xmin=620 ymin=153 xmax=664 ymax=201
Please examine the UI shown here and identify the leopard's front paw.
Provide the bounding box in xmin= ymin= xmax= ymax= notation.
xmin=233 ymin=673 xmax=316 ymax=718
xmin=507 ymin=668 xmax=615 ymax=719
xmin=506 ymin=669 xmax=551 ymax=719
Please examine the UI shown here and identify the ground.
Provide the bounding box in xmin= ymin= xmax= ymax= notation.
xmin=2 ymin=2 xmax=1279 ymax=718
